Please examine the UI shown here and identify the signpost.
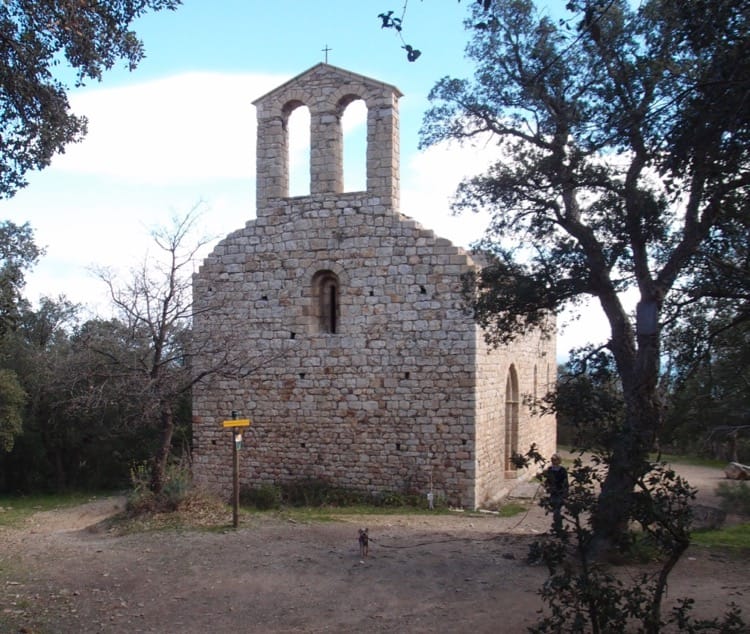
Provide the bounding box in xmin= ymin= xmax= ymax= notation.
xmin=222 ymin=411 xmax=251 ymax=528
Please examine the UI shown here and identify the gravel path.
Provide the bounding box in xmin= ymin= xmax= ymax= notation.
xmin=1 ymin=463 xmax=747 ymax=633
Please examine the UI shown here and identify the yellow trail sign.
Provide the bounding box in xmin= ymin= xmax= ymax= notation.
xmin=222 ymin=419 xmax=251 ymax=428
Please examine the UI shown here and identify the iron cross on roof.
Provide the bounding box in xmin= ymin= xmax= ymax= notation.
xmin=322 ymin=44 xmax=332 ymax=63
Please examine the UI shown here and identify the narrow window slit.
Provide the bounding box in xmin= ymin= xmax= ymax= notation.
xmin=312 ymin=270 xmax=340 ymax=334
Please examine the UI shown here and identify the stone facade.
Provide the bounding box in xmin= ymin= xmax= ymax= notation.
xmin=191 ymin=64 xmax=556 ymax=508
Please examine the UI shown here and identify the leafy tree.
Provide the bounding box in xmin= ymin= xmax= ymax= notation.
xmin=1 ymin=296 xmax=84 ymax=489
xmin=0 ymin=298 xmax=164 ymax=492
xmin=3 ymin=297 xmax=83 ymax=488
xmin=379 ymin=0 xmax=493 ymax=62
xmin=521 ymin=447 xmax=745 ymax=633
xmin=0 ymin=0 xmax=181 ymax=197
xmin=0 ymin=368 xmax=25 ymax=451
xmin=421 ymin=0 xmax=750 ymax=547
xmin=0 ymin=296 xmax=77 ymax=487
xmin=553 ymin=349 xmax=625 ymax=451
xmin=0 ymin=220 xmax=39 ymax=454
xmin=0 ymin=221 xmax=42 ymax=336
xmin=662 ymin=314 xmax=750 ymax=461
xmin=659 ymin=169 xmax=750 ymax=458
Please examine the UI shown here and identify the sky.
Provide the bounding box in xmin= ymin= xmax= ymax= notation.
xmin=1 ymin=0 xmax=608 ymax=361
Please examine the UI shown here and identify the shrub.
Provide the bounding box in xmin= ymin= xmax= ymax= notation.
xmin=716 ymin=481 xmax=750 ymax=517
xmin=160 ymin=461 xmax=191 ymax=511
xmin=240 ymin=484 xmax=281 ymax=510
xmin=240 ymin=478 xmax=433 ymax=510
xmin=276 ymin=479 xmax=367 ymax=507
xmin=125 ymin=459 xmax=192 ymax=515
xmin=517 ymin=446 xmax=746 ymax=633
xmin=280 ymin=478 xmax=333 ymax=506
xmin=371 ymin=490 xmax=428 ymax=508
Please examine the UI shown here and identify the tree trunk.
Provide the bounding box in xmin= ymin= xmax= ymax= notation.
xmin=729 ymin=431 xmax=739 ymax=463
xmin=592 ymin=324 xmax=662 ymax=551
xmin=150 ymin=406 xmax=175 ymax=494
xmin=591 ymin=415 xmax=653 ymax=550
xmin=54 ymin=447 xmax=66 ymax=492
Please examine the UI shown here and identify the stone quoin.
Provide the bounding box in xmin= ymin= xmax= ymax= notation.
xmin=191 ymin=63 xmax=556 ymax=508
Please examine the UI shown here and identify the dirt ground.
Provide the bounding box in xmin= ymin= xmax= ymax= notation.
xmin=1 ymin=464 xmax=748 ymax=634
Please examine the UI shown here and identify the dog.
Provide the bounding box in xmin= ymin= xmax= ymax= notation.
xmin=358 ymin=528 xmax=369 ymax=560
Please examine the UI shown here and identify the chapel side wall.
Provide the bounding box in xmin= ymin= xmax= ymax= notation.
xmin=474 ymin=325 xmax=557 ymax=507
xmin=472 ymin=339 xmax=504 ymax=507
xmin=192 ymin=193 xmax=479 ymax=507
xmin=534 ymin=327 xmax=558 ymax=461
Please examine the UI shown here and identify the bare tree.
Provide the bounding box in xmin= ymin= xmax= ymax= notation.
xmin=90 ymin=204 xmax=217 ymax=493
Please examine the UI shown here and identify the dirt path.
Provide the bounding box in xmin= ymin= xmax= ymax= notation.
xmin=1 ymin=465 xmax=748 ymax=633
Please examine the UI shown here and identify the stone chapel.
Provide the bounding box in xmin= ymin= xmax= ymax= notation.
xmin=191 ymin=63 xmax=556 ymax=509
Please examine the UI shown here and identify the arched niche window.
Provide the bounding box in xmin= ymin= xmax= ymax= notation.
xmin=312 ymin=270 xmax=340 ymax=334
xmin=340 ymin=97 xmax=367 ymax=192
xmin=285 ymin=102 xmax=311 ymax=196
xmin=504 ymin=364 xmax=520 ymax=472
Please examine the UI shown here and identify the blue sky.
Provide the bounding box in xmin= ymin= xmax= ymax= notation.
xmin=2 ymin=1 xmax=604 ymax=359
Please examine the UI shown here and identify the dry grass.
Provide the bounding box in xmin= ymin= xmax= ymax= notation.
xmin=104 ymin=488 xmax=231 ymax=534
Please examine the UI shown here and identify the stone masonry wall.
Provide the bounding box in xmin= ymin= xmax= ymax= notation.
xmin=191 ymin=63 xmax=556 ymax=509
xmin=192 ymin=193 xmax=479 ymax=506
xmin=254 ymin=64 xmax=401 ymax=212
xmin=473 ymin=328 xmax=557 ymax=506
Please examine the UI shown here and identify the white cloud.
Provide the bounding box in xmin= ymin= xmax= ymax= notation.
xmin=401 ymin=138 xmax=636 ymax=363
xmin=401 ymin=138 xmax=499 ymax=249
xmin=9 ymin=72 xmax=611 ymax=358
xmin=55 ymin=72 xmax=289 ymax=185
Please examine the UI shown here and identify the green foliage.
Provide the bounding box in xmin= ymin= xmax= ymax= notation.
xmin=0 ymin=211 xmax=202 ymax=495
xmin=422 ymin=0 xmax=750 ymax=544
xmin=371 ymin=489 xmax=428 ymax=508
xmin=497 ymin=501 xmax=526 ymax=517
xmin=0 ymin=0 xmax=182 ymax=196
xmin=715 ymin=481 xmax=750 ymax=517
xmin=90 ymin=207 xmax=208 ymax=495
xmin=0 ymin=491 xmax=93 ymax=527
xmin=126 ymin=459 xmax=191 ymax=515
xmin=691 ymin=523 xmax=750 ymax=550
xmin=126 ymin=462 xmax=158 ymax=514
xmin=240 ymin=483 xmax=282 ymax=510
xmin=0 ymin=368 xmax=25 ymax=451
xmin=669 ymin=600 xmax=747 ymax=634
xmin=519 ymin=446 xmax=745 ymax=633
xmin=0 ymin=221 xmax=42 ymax=336
xmin=278 ymin=478 xmax=338 ymax=507
xmin=551 ymin=351 xmax=625 ymax=455
xmin=379 ymin=1 xmax=493 ymax=62
xmin=0 ymin=298 xmax=179 ymax=493
xmin=662 ymin=318 xmax=750 ymax=462
xmin=241 ymin=479 xmax=438 ymax=511
xmin=378 ymin=9 xmax=422 ymax=61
